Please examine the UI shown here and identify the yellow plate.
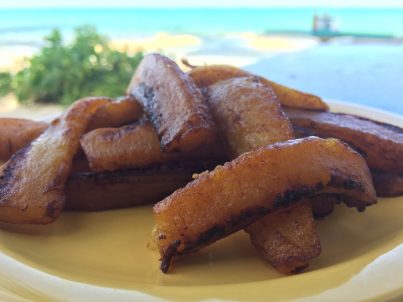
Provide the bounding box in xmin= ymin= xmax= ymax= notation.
xmin=0 ymin=101 xmax=402 ymax=302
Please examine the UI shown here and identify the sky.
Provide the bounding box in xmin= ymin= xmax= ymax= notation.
xmin=1 ymin=0 xmax=403 ymax=8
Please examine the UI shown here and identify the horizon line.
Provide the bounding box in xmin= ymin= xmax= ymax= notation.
xmin=1 ymin=5 xmax=403 ymax=9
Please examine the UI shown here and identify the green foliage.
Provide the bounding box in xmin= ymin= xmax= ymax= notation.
xmin=0 ymin=26 xmax=143 ymax=105
xmin=0 ymin=72 xmax=12 ymax=96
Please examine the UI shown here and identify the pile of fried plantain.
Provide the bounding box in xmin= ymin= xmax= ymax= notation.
xmin=205 ymin=75 xmax=320 ymax=274
xmin=0 ymin=53 xmax=401 ymax=277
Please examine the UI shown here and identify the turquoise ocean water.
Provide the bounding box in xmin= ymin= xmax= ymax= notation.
xmin=1 ymin=8 xmax=403 ymax=46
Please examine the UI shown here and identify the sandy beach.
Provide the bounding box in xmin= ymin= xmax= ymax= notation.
xmin=111 ymin=32 xmax=319 ymax=68
xmin=0 ymin=32 xmax=319 ymax=71
xmin=1 ymin=30 xmax=401 ymax=118
xmin=0 ymin=94 xmax=63 ymax=119
xmin=0 ymin=32 xmax=319 ymax=117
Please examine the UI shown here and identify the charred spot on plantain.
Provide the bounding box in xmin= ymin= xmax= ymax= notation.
xmin=329 ymin=173 xmax=365 ymax=192
xmin=197 ymin=225 xmax=227 ymax=247
xmin=46 ymin=200 xmax=61 ymax=218
xmin=133 ymin=83 xmax=160 ymax=129
xmin=160 ymin=240 xmax=181 ymax=273
xmin=343 ymin=179 xmax=362 ymax=190
xmin=273 ymin=185 xmax=318 ymax=209
xmin=177 ymin=206 xmax=270 ymax=256
xmin=158 ymin=233 xmax=167 ymax=240
xmin=0 ymin=145 xmax=31 ymax=193
xmin=70 ymin=162 xmax=217 ymax=187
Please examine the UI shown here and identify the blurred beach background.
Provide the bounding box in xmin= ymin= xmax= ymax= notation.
xmin=1 ymin=2 xmax=403 ymax=116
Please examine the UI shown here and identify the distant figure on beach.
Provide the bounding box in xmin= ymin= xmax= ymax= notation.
xmin=312 ymin=13 xmax=337 ymax=35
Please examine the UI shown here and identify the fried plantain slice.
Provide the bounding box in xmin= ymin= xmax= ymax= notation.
xmin=82 ymin=116 xmax=227 ymax=172
xmin=0 ymin=97 xmax=110 ymax=224
xmin=0 ymin=96 xmax=142 ymax=162
xmin=153 ymin=137 xmax=376 ymax=272
xmin=87 ymin=95 xmax=143 ymax=130
xmin=245 ymin=201 xmax=321 ymax=274
xmin=0 ymin=118 xmax=48 ymax=161
xmin=287 ymin=108 xmax=403 ymax=174
xmin=127 ymin=54 xmax=216 ymax=152
xmin=268 ymin=81 xmax=329 ymax=111
xmin=188 ymin=64 xmax=329 ymax=111
xmin=66 ymin=162 xmax=216 ymax=211
xmin=206 ymin=76 xmax=321 ymax=274
xmin=189 ymin=64 xmax=249 ymax=88
xmin=206 ymin=76 xmax=294 ymax=155
xmin=81 ymin=118 xmax=173 ymax=172
xmin=371 ymin=170 xmax=403 ymax=197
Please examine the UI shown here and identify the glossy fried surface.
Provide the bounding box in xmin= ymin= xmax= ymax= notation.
xmin=0 ymin=97 xmax=110 ymax=224
xmin=153 ymin=137 xmax=376 ymax=272
xmin=188 ymin=64 xmax=329 ymax=111
xmin=127 ymin=54 xmax=216 ymax=152
xmin=268 ymin=81 xmax=329 ymax=111
xmin=371 ymin=170 xmax=403 ymax=197
xmin=189 ymin=64 xmax=249 ymax=88
xmin=88 ymin=95 xmax=143 ymax=130
xmin=0 ymin=96 xmax=142 ymax=162
xmin=206 ymin=76 xmax=294 ymax=155
xmin=81 ymin=119 xmax=173 ymax=172
xmin=288 ymin=108 xmax=403 ymax=174
xmin=0 ymin=118 xmax=48 ymax=161
xmin=245 ymin=201 xmax=321 ymax=274
xmin=82 ymin=118 xmax=227 ymax=172
xmin=206 ymin=75 xmax=320 ymax=273
xmin=66 ymin=163 xmax=214 ymax=211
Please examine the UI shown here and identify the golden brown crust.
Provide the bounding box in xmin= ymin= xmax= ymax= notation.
xmin=0 ymin=119 xmax=48 ymax=161
xmin=0 ymin=96 xmax=142 ymax=162
xmin=88 ymin=95 xmax=143 ymax=130
xmin=245 ymin=201 xmax=321 ymax=274
xmin=267 ymin=81 xmax=329 ymax=111
xmin=206 ymin=76 xmax=321 ymax=274
xmin=65 ymin=163 xmax=213 ymax=211
xmin=206 ymin=76 xmax=294 ymax=155
xmin=0 ymin=96 xmax=110 ymax=224
xmin=153 ymin=137 xmax=376 ymax=272
xmin=82 ymin=118 xmax=227 ymax=172
xmin=81 ymin=118 xmax=172 ymax=172
xmin=188 ymin=64 xmax=329 ymax=111
xmin=371 ymin=170 xmax=403 ymax=197
xmin=127 ymin=54 xmax=217 ymax=152
xmin=189 ymin=65 xmax=249 ymax=88
xmin=287 ymin=108 xmax=403 ymax=174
